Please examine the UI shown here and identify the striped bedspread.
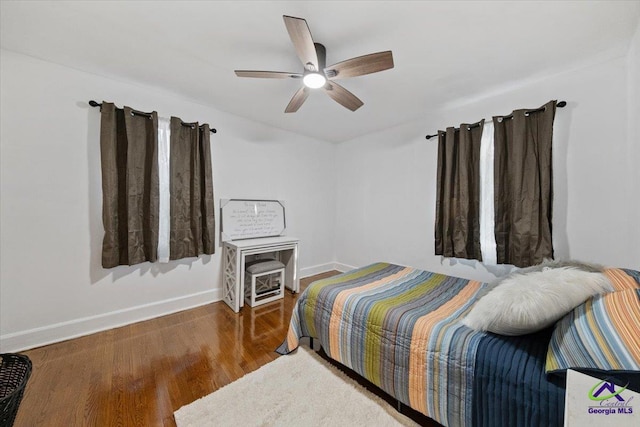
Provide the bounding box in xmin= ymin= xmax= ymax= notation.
xmin=546 ymin=269 xmax=640 ymax=373
xmin=277 ymin=262 xmax=490 ymax=427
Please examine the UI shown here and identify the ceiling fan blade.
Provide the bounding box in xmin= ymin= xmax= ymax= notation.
xmin=325 ymin=51 xmax=394 ymax=79
xmin=235 ymin=70 xmax=302 ymax=79
xmin=285 ymin=87 xmax=310 ymax=113
xmin=323 ymin=82 xmax=364 ymax=111
xmin=283 ymin=15 xmax=319 ymax=72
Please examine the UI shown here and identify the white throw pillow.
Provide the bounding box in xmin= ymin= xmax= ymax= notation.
xmin=462 ymin=267 xmax=613 ymax=336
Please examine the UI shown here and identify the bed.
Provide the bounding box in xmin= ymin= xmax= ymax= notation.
xmin=277 ymin=262 xmax=640 ymax=427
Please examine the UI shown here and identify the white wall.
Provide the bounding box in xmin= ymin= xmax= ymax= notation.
xmin=0 ymin=50 xmax=336 ymax=351
xmin=335 ymin=53 xmax=639 ymax=282
xmin=628 ymin=21 xmax=640 ymax=266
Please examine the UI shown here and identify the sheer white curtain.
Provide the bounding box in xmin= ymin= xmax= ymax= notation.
xmin=157 ymin=117 xmax=171 ymax=263
xmin=479 ymin=121 xmax=497 ymax=264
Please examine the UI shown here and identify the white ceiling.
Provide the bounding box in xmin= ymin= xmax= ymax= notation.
xmin=2 ymin=1 xmax=639 ymax=142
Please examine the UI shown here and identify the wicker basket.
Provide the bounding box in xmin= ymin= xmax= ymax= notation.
xmin=0 ymin=354 xmax=32 ymax=427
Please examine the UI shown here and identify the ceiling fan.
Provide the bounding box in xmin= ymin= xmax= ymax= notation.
xmin=234 ymin=15 xmax=394 ymax=113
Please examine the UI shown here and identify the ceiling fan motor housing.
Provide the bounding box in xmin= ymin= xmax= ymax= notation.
xmin=314 ymin=43 xmax=326 ymax=72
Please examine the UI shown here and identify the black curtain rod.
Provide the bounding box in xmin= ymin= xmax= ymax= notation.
xmin=425 ymin=100 xmax=566 ymax=140
xmin=89 ymin=100 xmax=217 ymax=133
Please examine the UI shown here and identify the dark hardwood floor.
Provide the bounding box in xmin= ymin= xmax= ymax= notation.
xmin=15 ymin=272 xmax=339 ymax=426
xmin=15 ymin=270 xmax=439 ymax=426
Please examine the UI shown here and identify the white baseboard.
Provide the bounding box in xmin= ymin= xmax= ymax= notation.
xmin=1 ymin=262 xmax=359 ymax=353
xmin=299 ymin=262 xmax=355 ymax=278
xmin=0 ymin=289 xmax=221 ymax=353
xmin=299 ymin=263 xmax=336 ymax=277
xmin=333 ymin=262 xmax=357 ymax=273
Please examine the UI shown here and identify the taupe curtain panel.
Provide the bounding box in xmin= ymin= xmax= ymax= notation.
xmin=434 ymin=100 xmax=557 ymax=267
xmin=100 ymin=103 xmax=215 ymax=268
xmin=434 ymin=120 xmax=484 ymax=260
xmin=493 ymin=100 xmax=556 ymax=267
xmin=100 ymin=103 xmax=159 ymax=268
xmin=169 ymin=118 xmax=215 ymax=260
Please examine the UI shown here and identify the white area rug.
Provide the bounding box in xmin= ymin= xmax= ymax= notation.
xmin=174 ymin=347 xmax=419 ymax=426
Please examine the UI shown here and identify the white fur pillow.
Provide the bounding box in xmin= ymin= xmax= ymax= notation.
xmin=462 ymin=267 xmax=613 ymax=335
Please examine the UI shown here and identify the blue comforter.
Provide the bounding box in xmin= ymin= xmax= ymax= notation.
xmin=473 ymin=328 xmax=565 ymax=427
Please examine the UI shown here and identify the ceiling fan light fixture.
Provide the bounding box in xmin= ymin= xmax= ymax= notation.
xmin=303 ymin=72 xmax=326 ymax=89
